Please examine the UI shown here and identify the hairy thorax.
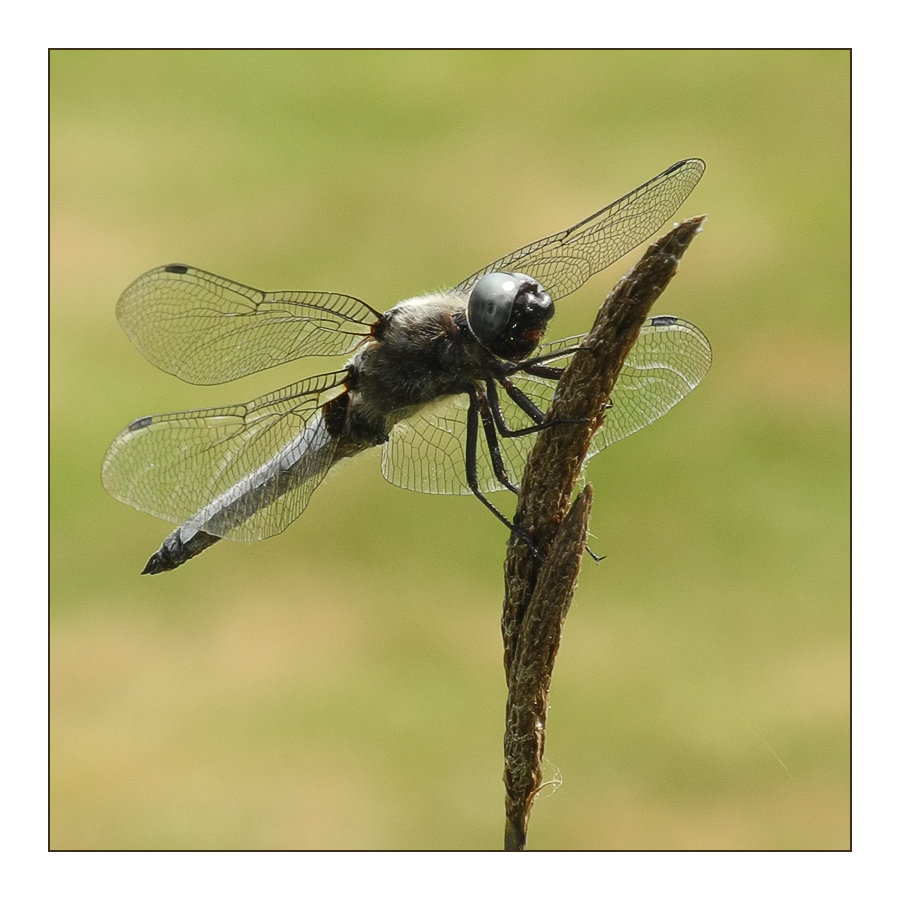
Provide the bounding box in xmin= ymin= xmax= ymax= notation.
xmin=348 ymin=292 xmax=495 ymax=424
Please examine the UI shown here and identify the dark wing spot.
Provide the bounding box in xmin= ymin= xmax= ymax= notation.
xmin=650 ymin=315 xmax=678 ymax=326
xmin=129 ymin=415 xmax=153 ymax=431
xmin=164 ymin=264 xmax=189 ymax=274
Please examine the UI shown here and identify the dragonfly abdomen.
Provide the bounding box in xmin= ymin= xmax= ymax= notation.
xmin=143 ymin=412 xmax=340 ymax=574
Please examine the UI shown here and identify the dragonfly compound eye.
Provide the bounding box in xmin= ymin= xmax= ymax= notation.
xmin=467 ymin=272 xmax=522 ymax=343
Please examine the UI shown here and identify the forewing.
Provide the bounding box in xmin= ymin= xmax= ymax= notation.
xmin=101 ymin=371 xmax=348 ymax=542
xmin=455 ymin=158 xmax=705 ymax=301
xmin=117 ymin=264 xmax=380 ymax=385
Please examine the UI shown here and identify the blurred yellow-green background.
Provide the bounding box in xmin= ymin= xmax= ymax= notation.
xmin=50 ymin=50 xmax=849 ymax=850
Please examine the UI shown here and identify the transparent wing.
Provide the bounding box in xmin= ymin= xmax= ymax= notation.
xmin=593 ymin=315 xmax=711 ymax=450
xmin=117 ymin=264 xmax=381 ymax=385
xmin=455 ymin=158 xmax=705 ymax=301
xmin=101 ymin=371 xmax=349 ymax=542
xmin=381 ymin=383 xmax=558 ymax=495
xmin=381 ymin=316 xmax=711 ymax=494
xmin=381 ymin=395 xmax=472 ymax=495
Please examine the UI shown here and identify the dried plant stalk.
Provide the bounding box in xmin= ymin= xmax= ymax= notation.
xmin=501 ymin=215 xmax=706 ymax=850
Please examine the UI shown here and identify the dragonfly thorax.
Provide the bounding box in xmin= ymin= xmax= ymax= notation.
xmin=348 ymin=294 xmax=497 ymax=419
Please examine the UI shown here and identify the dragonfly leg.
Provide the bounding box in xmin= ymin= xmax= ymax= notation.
xmin=473 ymin=387 xmax=519 ymax=494
xmin=486 ymin=375 xmax=587 ymax=438
xmin=517 ymin=362 xmax=564 ymax=380
xmin=466 ymin=388 xmax=543 ymax=560
xmin=507 ymin=344 xmax=578 ymax=372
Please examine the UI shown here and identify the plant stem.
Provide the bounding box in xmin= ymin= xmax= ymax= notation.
xmin=501 ymin=215 xmax=707 ymax=850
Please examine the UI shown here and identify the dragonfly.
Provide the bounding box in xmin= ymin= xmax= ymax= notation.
xmin=102 ymin=158 xmax=711 ymax=574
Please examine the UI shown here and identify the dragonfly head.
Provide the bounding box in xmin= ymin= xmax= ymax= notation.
xmin=467 ymin=271 xmax=554 ymax=361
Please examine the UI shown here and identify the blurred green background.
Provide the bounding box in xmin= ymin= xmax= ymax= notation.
xmin=50 ymin=49 xmax=849 ymax=850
